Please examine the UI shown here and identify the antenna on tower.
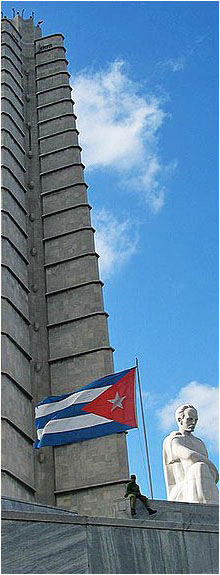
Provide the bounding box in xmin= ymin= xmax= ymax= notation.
xmin=22 ymin=9 xmax=25 ymax=18
xmin=32 ymin=11 xmax=34 ymax=20
xmin=12 ymin=8 xmax=15 ymax=17
xmin=1 ymin=11 xmax=3 ymax=19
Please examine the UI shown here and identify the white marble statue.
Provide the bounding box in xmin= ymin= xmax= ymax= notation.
xmin=163 ymin=404 xmax=219 ymax=504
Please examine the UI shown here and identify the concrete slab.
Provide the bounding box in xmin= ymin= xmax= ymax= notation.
xmin=1 ymin=499 xmax=219 ymax=574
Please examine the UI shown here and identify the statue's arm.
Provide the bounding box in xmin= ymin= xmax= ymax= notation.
xmin=172 ymin=438 xmax=219 ymax=482
xmin=171 ymin=437 xmax=205 ymax=462
xmin=197 ymin=443 xmax=219 ymax=481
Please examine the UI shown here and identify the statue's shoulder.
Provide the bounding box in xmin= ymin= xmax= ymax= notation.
xmin=163 ymin=431 xmax=181 ymax=446
xmin=191 ymin=433 xmax=208 ymax=451
xmin=192 ymin=433 xmax=204 ymax=442
xmin=163 ymin=431 xmax=182 ymax=464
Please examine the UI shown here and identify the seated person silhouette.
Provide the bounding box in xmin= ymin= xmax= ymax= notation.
xmin=125 ymin=474 xmax=157 ymax=516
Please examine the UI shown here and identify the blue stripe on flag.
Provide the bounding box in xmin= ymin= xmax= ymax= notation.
xmin=76 ymin=368 xmax=133 ymax=392
xmin=36 ymin=368 xmax=133 ymax=408
xmin=34 ymin=421 xmax=132 ymax=448
xmin=35 ymin=402 xmax=88 ymax=429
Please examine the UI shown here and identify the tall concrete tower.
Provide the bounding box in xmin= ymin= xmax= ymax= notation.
xmin=1 ymin=13 xmax=129 ymax=516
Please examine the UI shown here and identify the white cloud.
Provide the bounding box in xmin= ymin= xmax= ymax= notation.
xmin=92 ymin=208 xmax=138 ymax=279
xmin=157 ymin=381 xmax=219 ymax=452
xmin=71 ymin=60 xmax=171 ymax=213
xmin=163 ymin=57 xmax=186 ymax=72
xmin=159 ymin=37 xmax=206 ymax=74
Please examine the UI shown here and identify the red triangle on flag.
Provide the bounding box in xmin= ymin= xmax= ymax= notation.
xmin=82 ymin=368 xmax=137 ymax=427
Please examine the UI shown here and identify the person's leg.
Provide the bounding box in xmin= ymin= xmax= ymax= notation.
xmin=137 ymin=494 xmax=157 ymax=515
xmin=128 ymin=494 xmax=136 ymax=515
xmin=138 ymin=494 xmax=149 ymax=509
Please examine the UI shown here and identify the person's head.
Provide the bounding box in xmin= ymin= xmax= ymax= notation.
xmin=175 ymin=405 xmax=198 ymax=433
xmin=130 ymin=474 xmax=136 ymax=482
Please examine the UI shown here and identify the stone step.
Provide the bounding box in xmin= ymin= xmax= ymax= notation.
xmin=1 ymin=496 xmax=77 ymax=515
xmin=114 ymin=497 xmax=219 ymax=525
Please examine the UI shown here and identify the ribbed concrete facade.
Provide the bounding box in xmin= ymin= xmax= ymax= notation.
xmin=1 ymin=14 xmax=129 ymax=516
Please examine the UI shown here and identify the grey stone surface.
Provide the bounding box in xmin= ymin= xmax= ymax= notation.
xmin=38 ymin=100 xmax=74 ymax=123
xmin=42 ymin=184 xmax=87 ymax=213
xmin=1 ymin=474 xmax=35 ymax=502
xmin=2 ymin=130 xmax=25 ymax=165
xmin=2 ymin=239 xmax=28 ymax=285
xmin=2 ymin=114 xmax=25 ymax=148
xmin=44 ymin=228 xmax=95 ymax=263
xmin=1 ymin=14 xmax=129 ymax=515
xmin=1 ymin=167 xmax=26 ymax=208
xmin=2 ymin=150 xmax=25 ymax=187
xmin=1 ymin=419 xmax=34 ymax=486
xmin=87 ymin=523 xmax=197 ymax=574
xmin=2 ymin=211 xmax=27 ymax=257
xmin=43 ymin=205 xmax=91 ymax=237
xmin=50 ymin=349 xmax=114 ymax=394
xmin=2 ymin=85 xmax=23 ymax=117
xmin=39 ymin=129 xmax=78 ymax=155
xmin=2 ymin=299 xmax=30 ymax=354
xmin=38 ymin=114 xmax=76 ymax=138
xmin=2 ymin=55 xmax=23 ymax=84
xmin=54 ymin=433 xmax=129 ymax=492
xmin=37 ymin=34 xmax=64 ymax=48
xmin=41 ymin=164 xmax=84 ymax=193
xmin=37 ymin=85 xmax=72 ymax=107
xmin=2 ymin=188 xmax=27 ymax=231
xmin=40 ymin=147 xmax=81 ymax=172
xmin=1 ymin=43 xmax=22 ymax=70
xmin=114 ymin=497 xmax=219 ymax=524
xmin=56 ymin=481 xmax=129 ymax=519
xmin=1 ymin=375 xmax=33 ymax=436
xmin=45 ymin=254 xmax=99 ymax=292
xmin=49 ymin=314 xmax=110 ymax=358
xmin=2 ymin=496 xmax=77 ymax=515
xmin=37 ymin=71 xmax=70 ymax=92
xmin=1 ymin=100 xmax=24 ymax=132
xmin=36 ymin=46 xmax=66 ymax=65
xmin=1 ymin=501 xmax=219 ymax=574
xmin=2 ymin=18 xmax=21 ymax=36
xmin=2 ymin=520 xmax=88 ymax=574
xmin=2 ymin=267 xmax=29 ymax=316
xmin=36 ymin=58 xmax=68 ymax=78
xmin=47 ymin=283 xmax=104 ymax=323
xmin=2 ymin=335 xmax=31 ymax=392
xmin=1 ymin=335 xmax=31 ymax=394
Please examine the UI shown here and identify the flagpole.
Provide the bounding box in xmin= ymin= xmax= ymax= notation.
xmin=135 ymin=358 xmax=154 ymax=500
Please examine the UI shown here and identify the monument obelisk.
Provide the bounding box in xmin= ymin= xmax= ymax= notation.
xmin=1 ymin=12 xmax=129 ymax=516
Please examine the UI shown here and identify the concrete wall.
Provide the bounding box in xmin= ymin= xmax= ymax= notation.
xmin=1 ymin=14 xmax=129 ymax=515
xmin=1 ymin=499 xmax=219 ymax=574
xmin=1 ymin=16 xmax=35 ymax=503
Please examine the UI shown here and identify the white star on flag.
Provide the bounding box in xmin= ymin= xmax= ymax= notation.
xmin=108 ymin=391 xmax=126 ymax=411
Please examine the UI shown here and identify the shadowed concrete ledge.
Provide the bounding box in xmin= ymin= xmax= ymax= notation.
xmin=114 ymin=496 xmax=219 ymax=523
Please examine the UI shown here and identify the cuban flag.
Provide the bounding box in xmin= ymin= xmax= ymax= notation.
xmin=34 ymin=367 xmax=137 ymax=448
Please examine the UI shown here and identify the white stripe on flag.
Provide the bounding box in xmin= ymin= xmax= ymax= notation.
xmin=35 ymin=385 xmax=111 ymax=418
xmin=37 ymin=413 xmax=113 ymax=440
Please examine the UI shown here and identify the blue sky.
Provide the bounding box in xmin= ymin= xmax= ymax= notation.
xmin=3 ymin=1 xmax=219 ymax=501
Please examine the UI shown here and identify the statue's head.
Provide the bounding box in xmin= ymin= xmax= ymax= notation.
xmin=175 ymin=404 xmax=198 ymax=433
